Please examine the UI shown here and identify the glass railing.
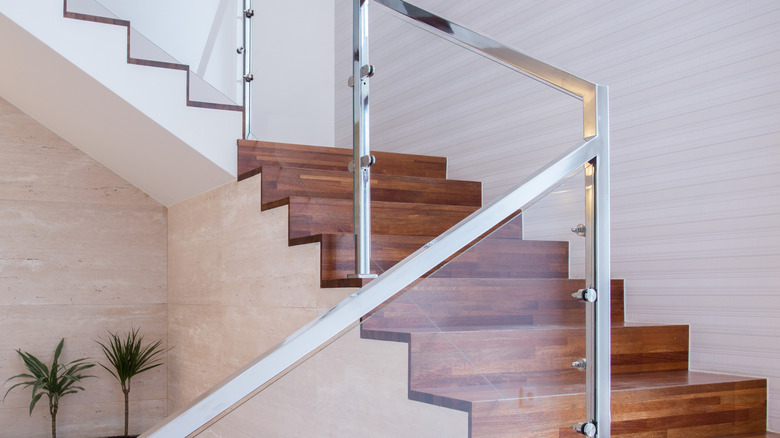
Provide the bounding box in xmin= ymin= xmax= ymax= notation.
xmin=64 ymin=0 xmax=243 ymax=112
xmin=142 ymin=0 xmax=609 ymax=436
xmin=196 ymin=171 xmax=590 ymax=437
xmin=144 ymin=140 xmax=606 ymax=437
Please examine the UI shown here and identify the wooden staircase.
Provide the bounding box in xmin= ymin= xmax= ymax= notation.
xmin=238 ymin=139 xmax=772 ymax=437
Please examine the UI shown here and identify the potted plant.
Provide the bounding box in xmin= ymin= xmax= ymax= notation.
xmin=96 ymin=327 xmax=169 ymax=438
xmin=3 ymin=338 xmax=95 ymax=438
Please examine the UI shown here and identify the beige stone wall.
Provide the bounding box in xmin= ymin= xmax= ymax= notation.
xmin=0 ymin=97 xmax=168 ymax=438
xmin=166 ymin=176 xmax=355 ymax=412
xmin=198 ymin=330 xmax=467 ymax=437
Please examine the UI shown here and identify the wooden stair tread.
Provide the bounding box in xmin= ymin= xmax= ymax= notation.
xmin=719 ymin=433 xmax=780 ymax=438
xmin=309 ymin=233 xmax=561 ymax=286
xmin=361 ymin=278 xmax=625 ymax=334
xmin=287 ymin=196 xmax=479 ymax=239
xmin=238 ymin=140 xmax=448 ymax=180
xmin=413 ymin=371 xmax=765 ymax=404
xmin=260 ymin=165 xmax=481 ymax=207
xmin=402 ymin=324 xmax=689 ymax=390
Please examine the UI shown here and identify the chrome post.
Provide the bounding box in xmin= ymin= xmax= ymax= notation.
xmin=349 ymin=0 xmax=377 ymax=279
xmin=241 ymin=0 xmax=253 ymax=140
xmin=584 ymin=84 xmax=611 ymax=437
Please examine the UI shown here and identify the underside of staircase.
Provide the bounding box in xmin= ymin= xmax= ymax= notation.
xmin=238 ymin=139 xmax=773 ymax=437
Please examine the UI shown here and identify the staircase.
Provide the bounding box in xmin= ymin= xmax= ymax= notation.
xmin=238 ymin=139 xmax=773 ymax=437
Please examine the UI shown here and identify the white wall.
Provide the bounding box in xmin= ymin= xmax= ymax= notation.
xmin=251 ymin=0 xmax=335 ymax=147
xmin=94 ymin=0 xmax=336 ymax=147
xmin=0 ymin=0 xmax=240 ymax=206
xmin=335 ymin=0 xmax=780 ymax=430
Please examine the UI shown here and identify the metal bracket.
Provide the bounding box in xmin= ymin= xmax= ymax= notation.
xmin=360 ymin=155 xmax=376 ymax=168
xmin=572 ymin=422 xmax=597 ymax=437
xmin=243 ymin=74 xmax=254 ymax=83
xmin=571 ymin=223 xmax=586 ymax=237
xmin=244 ymin=9 xmax=254 ymax=18
xmin=571 ymin=358 xmax=586 ymax=371
xmin=348 ymin=65 xmax=376 ymax=88
xmin=360 ymin=64 xmax=376 ymax=78
xmin=348 ymin=155 xmax=375 ymax=173
xmin=571 ymin=288 xmax=597 ymax=303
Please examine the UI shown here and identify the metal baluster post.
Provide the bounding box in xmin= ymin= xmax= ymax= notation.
xmin=592 ymin=84 xmax=611 ymax=437
xmin=241 ymin=0 xmax=254 ymax=140
xmin=578 ymin=85 xmax=611 ymax=438
xmin=349 ymin=0 xmax=377 ymax=279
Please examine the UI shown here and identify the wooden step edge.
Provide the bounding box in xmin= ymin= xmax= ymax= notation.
xmin=261 ymin=197 xmax=290 ymax=212
xmin=412 ymin=371 xmax=766 ymax=405
xmin=362 ymin=320 xmax=684 ymax=335
xmin=259 ymin=165 xmax=483 ymax=207
xmin=238 ymin=166 xmax=263 ymax=182
xmin=320 ymin=277 xmax=371 ymax=289
xmin=719 ymin=433 xmax=780 ymax=438
xmin=238 ymin=140 xmax=449 ymax=179
xmin=409 ymin=389 xmax=472 ymax=413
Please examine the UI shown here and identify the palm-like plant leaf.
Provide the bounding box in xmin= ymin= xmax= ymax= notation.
xmin=3 ymin=339 xmax=95 ymax=438
xmin=96 ymin=327 xmax=169 ymax=437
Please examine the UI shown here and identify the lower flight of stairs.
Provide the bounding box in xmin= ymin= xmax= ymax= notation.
xmin=237 ymin=139 xmax=771 ymax=437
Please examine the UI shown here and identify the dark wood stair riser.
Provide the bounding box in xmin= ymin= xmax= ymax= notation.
xmin=361 ymin=279 xmax=625 ymax=335
xmin=406 ymin=324 xmax=689 ymax=389
xmin=260 ymin=165 xmax=482 ymax=208
xmin=315 ymin=234 xmax=561 ymax=287
xmin=238 ymin=140 xmax=448 ymax=180
xmin=467 ymin=375 xmax=766 ymax=437
xmin=287 ymin=197 xmax=479 ymax=239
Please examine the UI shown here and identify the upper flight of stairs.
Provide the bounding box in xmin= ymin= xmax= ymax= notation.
xmin=237 ymin=139 xmax=770 ymax=437
xmin=62 ymin=0 xmax=242 ymax=112
xmin=0 ymin=0 xmax=241 ymax=206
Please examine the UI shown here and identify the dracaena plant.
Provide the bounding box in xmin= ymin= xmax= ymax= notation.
xmin=96 ymin=327 xmax=169 ymax=438
xmin=3 ymin=338 xmax=95 ymax=438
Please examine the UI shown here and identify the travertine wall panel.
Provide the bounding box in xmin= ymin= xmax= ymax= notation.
xmin=167 ymin=176 xmax=355 ymax=412
xmin=0 ymin=97 xmax=168 ymax=437
xmin=199 ymin=330 xmax=467 ymax=437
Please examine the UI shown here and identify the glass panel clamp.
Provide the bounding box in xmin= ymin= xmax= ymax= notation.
xmin=572 ymin=288 xmax=597 ymax=303
xmin=572 ymin=422 xmax=597 ymax=437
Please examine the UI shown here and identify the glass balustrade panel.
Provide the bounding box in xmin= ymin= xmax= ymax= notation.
xmin=195 ymin=167 xmax=589 ymax=438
